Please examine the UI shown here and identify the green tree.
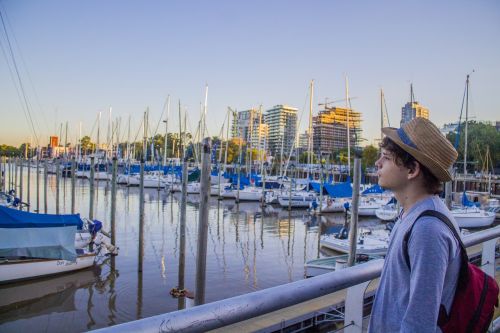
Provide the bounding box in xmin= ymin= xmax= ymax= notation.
xmin=299 ymin=151 xmax=318 ymax=164
xmin=446 ymin=121 xmax=500 ymax=172
xmin=80 ymin=136 xmax=95 ymax=155
xmin=362 ymin=145 xmax=379 ymax=170
xmin=0 ymin=144 xmax=20 ymax=156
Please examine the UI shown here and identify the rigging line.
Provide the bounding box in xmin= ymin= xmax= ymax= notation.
xmin=152 ymin=96 xmax=170 ymax=137
xmin=0 ymin=8 xmax=39 ymax=145
xmin=382 ymin=93 xmax=390 ymax=127
xmin=1 ymin=3 xmax=50 ymax=137
xmin=87 ymin=113 xmax=99 ymax=140
xmin=132 ymin=116 xmax=144 ymax=143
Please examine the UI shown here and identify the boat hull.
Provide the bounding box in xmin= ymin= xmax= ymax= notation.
xmin=0 ymin=254 xmax=96 ymax=284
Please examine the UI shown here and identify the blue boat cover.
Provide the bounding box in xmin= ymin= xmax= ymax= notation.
xmin=0 ymin=205 xmax=83 ymax=229
xmin=324 ymin=182 xmax=352 ymax=198
xmin=0 ymin=206 xmax=80 ymax=261
xmin=461 ymin=192 xmax=480 ymax=208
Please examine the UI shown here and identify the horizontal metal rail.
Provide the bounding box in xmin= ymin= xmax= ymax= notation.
xmin=92 ymin=225 xmax=500 ymax=333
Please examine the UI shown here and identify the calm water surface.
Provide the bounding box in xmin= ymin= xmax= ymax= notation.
xmin=0 ymin=169 xmax=382 ymax=332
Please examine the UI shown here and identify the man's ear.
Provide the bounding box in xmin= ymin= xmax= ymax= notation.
xmin=407 ymin=161 xmax=421 ymax=180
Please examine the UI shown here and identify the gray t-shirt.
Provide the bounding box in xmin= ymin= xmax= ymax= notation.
xmin=368 ymin=196 xmax=461 ymax=333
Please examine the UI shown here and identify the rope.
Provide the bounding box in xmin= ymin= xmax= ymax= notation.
xmin=0 ymin=7 xmax=39 ymax=146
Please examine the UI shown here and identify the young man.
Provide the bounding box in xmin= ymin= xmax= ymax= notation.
xmin=368 ymin=117 xmax=460 ymax=332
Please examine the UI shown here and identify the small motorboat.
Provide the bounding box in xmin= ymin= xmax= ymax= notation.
xmin=305 ymin=253 xmax=382 ymax=278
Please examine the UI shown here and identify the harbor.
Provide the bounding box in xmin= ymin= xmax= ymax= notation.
xmin=0 ymin=158 xmax=499 ymax=332
xmin=1 ymin=1 xmax=500 ymax=332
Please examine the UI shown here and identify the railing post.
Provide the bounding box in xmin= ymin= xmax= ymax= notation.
xmin=481 ymin=238 xmax=497 ymax=278
xmin=344 ymin=280 xmax=370 ymax=333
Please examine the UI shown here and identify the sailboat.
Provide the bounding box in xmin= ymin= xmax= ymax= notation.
xmin=450 ymin=74 xmax=495 ymax=228
xmin=0 ymin=206 xmax=117 ymax=284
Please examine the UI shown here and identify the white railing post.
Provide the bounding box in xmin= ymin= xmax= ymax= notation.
xmin=344 ymin=281 xmax=370 ymax=333
xmin=481 ymin=238 xmax=498 ymax=278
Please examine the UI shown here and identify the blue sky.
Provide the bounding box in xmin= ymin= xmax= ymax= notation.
xmin=1 ymin=0 xmax=499 ymax=147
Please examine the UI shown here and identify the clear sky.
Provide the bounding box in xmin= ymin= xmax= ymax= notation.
xmin=0 ymin=0 xmax=499 ymax=147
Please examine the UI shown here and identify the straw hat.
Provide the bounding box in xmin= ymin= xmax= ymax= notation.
xmin=382 ymin=117 xmax=458 ymax=181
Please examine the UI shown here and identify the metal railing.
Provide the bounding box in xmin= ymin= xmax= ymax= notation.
xmin=92 ymin=226 xmax=500 ymax=333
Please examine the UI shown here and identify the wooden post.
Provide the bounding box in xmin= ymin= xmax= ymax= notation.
xmin=89 ymin=156 xmax=95 ymax=220
xmin=14 ymin=157 xmax=18 ymax=196
xmin=36 ymin=158 xmax=40 ymax=213
xmin=195 ymin=137 xmax=211 ymax=306
xmin=178 ymin=152 xmax=188 ymax=310
xmin=111 ymin=157 xmax=118 ymax=247
xmin=44 ymin=160 xmax=48 ymax=213
xmin=347 ymin=158 xmax=361 ymax=267
xmin=19 ymin=158 xmax=24 ymax=209
xmin=138 ymin=159 xmax=145 ymax=272
xmin=71 ymin=157 xmax=76 ymax=213
xmin=319 ymin=165 xmax=324 ymax=215
xmin=27 ymin=159 xmax=31 ymax=211
xmin=55 ymin=158 xmax=60 ymax=214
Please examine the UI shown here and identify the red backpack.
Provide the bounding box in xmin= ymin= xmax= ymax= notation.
xmin=403 ymin=210 xmax=499 ymax=333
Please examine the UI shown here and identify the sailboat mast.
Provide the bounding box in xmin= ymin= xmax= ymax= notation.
xmin=464 ymin=74 xmax=469 ymax=177
xmin=345 ymin=75 xmax=351 ymax=176
xmin=224 ymin=108 xmax=231 ymax=174
xmin=380 ymin=89 xmax=384 ymax=142
xmin=97 ymin=112 xmax=101 ymax=155
xmin=163 ymin=95 xmax=171 ymax=167
xmin=143 ymin=110 xmax=147 ymax=161
xmin=307 ymin=80 xmax=314 ymax=178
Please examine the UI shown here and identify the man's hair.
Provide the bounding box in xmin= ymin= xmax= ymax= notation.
xmin=380 ymin=137 xmax=442 ymax=194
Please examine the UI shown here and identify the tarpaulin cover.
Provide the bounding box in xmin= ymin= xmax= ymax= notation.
xmin=324 ymin=182 xmax=353 ymax=198
xmin=0 ymin=206 xmax=80 ymax=261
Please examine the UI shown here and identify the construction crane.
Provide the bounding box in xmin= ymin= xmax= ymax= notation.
xmin=318 ymin=97 xmax=358 ymax=108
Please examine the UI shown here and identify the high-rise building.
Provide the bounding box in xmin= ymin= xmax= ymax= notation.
xmin=400 ymin=101 xmax=429 ymax=126
xmin=231 ymin=108 xmax=267 ymax=150
xmin=264 ymin=105 xmax=298 ymax=157
xmin=400 ymin=84 xmax=429 ymax=125
xmin=298 ymin=131 xmax=309 ymax=150
xmin=312 ymin=106 xmax=362 ymax=157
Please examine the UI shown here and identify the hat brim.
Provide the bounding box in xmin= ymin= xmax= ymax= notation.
xmin=382 ymin=127 xmax=452 ymax=182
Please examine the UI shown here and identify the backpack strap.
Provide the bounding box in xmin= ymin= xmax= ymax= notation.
xmin=403 ymin=210 xmax=469 ymax=279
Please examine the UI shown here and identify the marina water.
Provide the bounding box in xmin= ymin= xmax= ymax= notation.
xmin=0 ymin=167 xmax=382 ymax=332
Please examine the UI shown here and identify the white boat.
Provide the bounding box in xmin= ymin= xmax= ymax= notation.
xmin=375 ymin=203 xmax=399 ymax=221
xmin=0 ymin=252 xmax=96 ymax=284
xmin=264 ymin=189 xmax=280 ymax=204
xmin=75 ymin=170 xmax=87 ymax=178
xmin=236 ymin=187 xmax=263 ymax=201
xmin=186 ymin=182 xmax=201 ymax=194
xmin=220 ymin=187 xmax=237 ymax=199
xmin=310 ymin=197 xmax=348 ymax=214
xmin=278 ymin=191 xmax=316 ymax=208
xmin=320 ymin=228 xmax=390 ymax=256
xmin=346 ymin=196 xmax=387 ymax=217
xmin=93 ymin=171 xmax=111 ymax=181
xmin=305 ymin=253 xmax=381 ymax=278
xmin=210 ymin=183 xmax=232 ymax=196
xmin=452 ymin=206 xmax=496 ymax=228
xmin=0 ymin=206 xmax=117 ymax=284
xmin=127 ymin=172 xmax=167 ymax=188
xmin=117 ymin=173 xmax=132 ymax=184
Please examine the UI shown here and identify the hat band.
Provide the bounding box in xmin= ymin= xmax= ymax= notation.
xmin=397 ymin=128 xmax=417 ymax=149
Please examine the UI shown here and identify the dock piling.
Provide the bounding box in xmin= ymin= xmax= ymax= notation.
xmin=195 ymin=137 xmax=211 ymax=305
xmin=347 ymin=158 xmax=361 ymax=267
